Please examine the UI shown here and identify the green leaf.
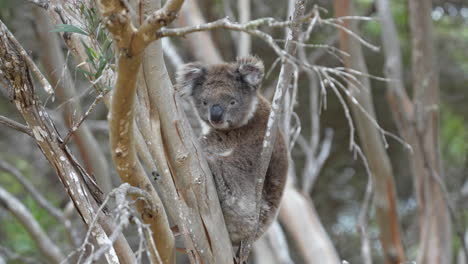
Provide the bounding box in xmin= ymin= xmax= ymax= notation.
xmin=95 ymin=57 xmax=107 ymax=79
xmin=51 ymin=24 xmax=88 ymax=36
xmin=80 ymin=40 xmax=97 ymax=68
xmin=77 ymin=68 xmax=94 ymax=77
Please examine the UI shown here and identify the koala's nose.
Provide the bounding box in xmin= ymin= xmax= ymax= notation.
xmin=210 ymin=104 xmax=224 ymax=123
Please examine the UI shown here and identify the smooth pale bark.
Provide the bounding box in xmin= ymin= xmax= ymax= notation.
xmin=100 ymin=0 xmax=177 ymax=261
xmin=237 ymin=0 xmax=251 ymax=57
xmin=141 ymin=35 xmax=234 ymax=264
xmin=279 ymin=184 xmax=341 ymax=264
xmin=144 ymin=0 xmax=234 ymax=263
xmin=408 ymin=1 xmax=452 ymax=263
xmin=99 ymin=0 xmax=235 ymax=262
xmin=109 ymin=50 xmax=174 ymax=264
xmin=178 ymin=0 xmax=223 ymax=63
xmin=254 ymin=221 xmax=294 ymax=264
xmin=377 ymin=0 xmax=452 ymax=263
xmin=332 ymin=1 xmax=406 ymax=263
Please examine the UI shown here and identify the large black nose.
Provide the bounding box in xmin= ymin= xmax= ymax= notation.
xmin=210 ymin=104 xmax=224 ymax=123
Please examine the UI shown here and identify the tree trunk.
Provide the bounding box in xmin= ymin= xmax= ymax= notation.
xmin=333 ymin=1 xmax=406 ymax=263
xmin=408 ymin=1 xmax=452 ymax=263
xmin=376 ymin=0 xmax=452 ymax=262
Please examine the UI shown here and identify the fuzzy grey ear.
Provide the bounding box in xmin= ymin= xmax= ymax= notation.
xmin=236 ymin=56 xmax=265 ymax=87
xmin=176 ymin=62 xmax=206 ymax=96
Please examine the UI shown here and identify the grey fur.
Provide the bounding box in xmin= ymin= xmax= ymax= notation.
xmin=177 ymin=56 xmax=288 ymax=245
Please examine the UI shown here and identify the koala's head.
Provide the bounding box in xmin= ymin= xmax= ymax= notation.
xmin=177 ymin=56 xmax=264 ymax=130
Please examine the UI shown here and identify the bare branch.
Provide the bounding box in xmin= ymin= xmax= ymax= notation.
xmin=237 ymin=0 xmax=251 ymax=56
xmin=235 ymin=1 xmax=306 ymax=262
xmin=0 ymin=246 xmax=41 ymax=264
xmin=137 ymin=0 xmax=185 ymax=48
xmin=0 ymin=115 xmax=33 ymax=137
xmin=177 ymin=0 xmax=223 ymax=63
xmin=279 ymin=184 xmax=341 ymax=263
xmin=299 ymin=129 xmax=334 ymax=193
xmin=266 ymin=221 xmax=294 ymax=264
xmin=0 ymin=186 xmax=65 ymax=264
xmin=62 ymin=92 xmax=106 ymax=146
xmin=0 ymin=159 xmax=80 ymax=247
xmin=356 ymin=148 xmax=374 ymax=264
xmin=156 ymin=17 xmax=300 ymax=70
xmin=79 ymin=183 xmax=162 ymax=264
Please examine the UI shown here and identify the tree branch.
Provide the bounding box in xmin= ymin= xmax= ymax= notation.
xmin=33 ymin=7 xmax=112 ymax=193
xmin=0 ymin=19 xmax=135 ymax=264
xmin=0 ymin=159 xmax=80 ymax=247
xmin=138 ymin=1 xmax=233 ymax=262
xmin=0 ymin=186 xmax=65 ymax=264
xmin=237 ymin=1 xmax=305 ymax=262
xmin=97 ymin=0 xmax=189 ymax=262
xmin=0 ymin=115 xmax=33 ymax=137
xmin=177 ymin=0 xmax=223 ymax=63
xmin=237 ymin=0 xmax=251 ymax=56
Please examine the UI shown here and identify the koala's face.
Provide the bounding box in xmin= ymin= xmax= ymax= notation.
xmin=177 ymin=56 xmax=264 ymax=130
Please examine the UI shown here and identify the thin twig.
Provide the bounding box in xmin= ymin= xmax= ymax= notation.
xmin=0 ymin=115 xmax=33 ymax=137
xmin=61 ymin=92 xmax=106 ymax=146
xmin=63 ymin=183 xmax=158 ymax=264
xmin=0 ymin=246 xmax=42 ymax=264
xmin=355 ymin=146 xmax=374 ymax=264
xmin=238 ymin=1 xmax=306 ymax=263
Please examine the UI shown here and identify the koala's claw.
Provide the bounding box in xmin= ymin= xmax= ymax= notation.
xmin=235 ymin=240 xmax=252 ymax=264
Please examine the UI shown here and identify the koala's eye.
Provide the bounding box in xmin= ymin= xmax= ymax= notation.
xmin=230 ymin=100 xmax=237 ymax=106
xmin=203 ymin=101 xmax=208 ymax=106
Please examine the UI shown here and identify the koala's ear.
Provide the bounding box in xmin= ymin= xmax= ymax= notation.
xmin=176 ymin=62 xmax=206 ymax=96
xmin=236 ymin=56 xmax=264 ymax=87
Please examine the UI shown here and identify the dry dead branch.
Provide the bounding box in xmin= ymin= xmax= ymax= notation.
xmin=0 ymin=115 xmax=33 ymax=137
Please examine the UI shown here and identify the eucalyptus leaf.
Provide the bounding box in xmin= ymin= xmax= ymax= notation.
xmin=51 ymin=24 xmax=88 ymax=36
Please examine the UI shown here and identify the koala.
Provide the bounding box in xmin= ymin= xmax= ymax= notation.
xmin=176 ymin=56 xmax=288 ymax=245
